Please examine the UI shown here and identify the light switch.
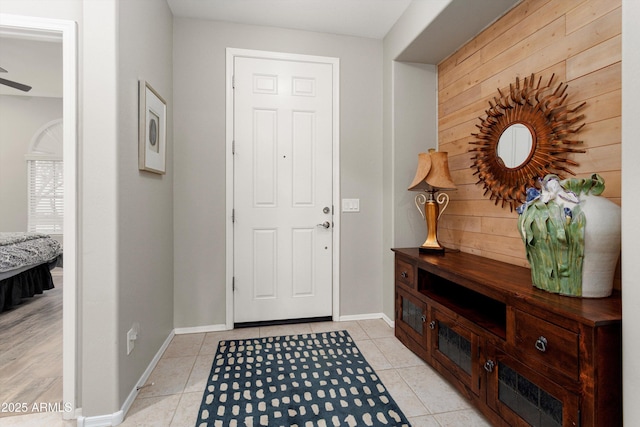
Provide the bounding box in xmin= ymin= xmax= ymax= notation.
xmin=342 ymin=199 xmax=360 ymax=212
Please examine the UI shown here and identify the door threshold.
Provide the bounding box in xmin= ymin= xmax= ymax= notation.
xmin=234 ymin=316 xmax=332 ymax=329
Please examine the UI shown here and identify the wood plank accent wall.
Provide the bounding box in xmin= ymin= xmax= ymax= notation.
xmin=437 ymin=0 xmax=621 ymax=277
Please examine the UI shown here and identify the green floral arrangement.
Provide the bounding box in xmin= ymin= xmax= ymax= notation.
xmin=517 ymin=174 xmax=605 ymax=296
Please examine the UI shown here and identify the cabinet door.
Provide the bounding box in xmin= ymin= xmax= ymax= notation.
xmin=484 ymin=345 xmax=579 ymax=427
xmin=431 ymin=308 xmax=481 ymax=396
xmin=395 ymin=286 xmax=428 ymax=357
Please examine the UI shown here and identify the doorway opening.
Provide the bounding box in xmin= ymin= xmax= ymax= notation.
xmin=0 ymin=14 xmax=78 ymax=420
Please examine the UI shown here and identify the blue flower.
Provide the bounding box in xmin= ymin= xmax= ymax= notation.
xmin=517 ymin=187 xmax=541 ymax=215
xmin=564 ymin=207 xmax=573 ymax=225
xmin=526 ymin=187 xmax=540 ymax=202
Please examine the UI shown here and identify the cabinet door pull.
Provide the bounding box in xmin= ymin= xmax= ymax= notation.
xmin=421 ymin=314 xmax=427 ymax=323
xmin=484 ymin=360 xmax=495 ymax=373
xmin=535 ymin=336 xmax=548 ymax=352
xmin=401 ymin=271 xmax=408 ymax=278
xmin=428 ymin=321 xmax=436 ymax=330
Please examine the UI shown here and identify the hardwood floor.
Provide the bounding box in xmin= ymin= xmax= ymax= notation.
xmin=0 ymin=268 xmax=63 ymax=418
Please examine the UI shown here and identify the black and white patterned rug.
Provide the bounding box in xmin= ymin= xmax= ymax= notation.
xmin=196 ymin=330 xmax=411 ymax=427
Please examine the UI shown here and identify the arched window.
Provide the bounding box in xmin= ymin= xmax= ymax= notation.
xmin=25 ymin=118 xmax=63 ymax=234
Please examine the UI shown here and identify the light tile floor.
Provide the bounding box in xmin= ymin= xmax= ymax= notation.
xmin=1 ymin=319 xmax=490 ymax=426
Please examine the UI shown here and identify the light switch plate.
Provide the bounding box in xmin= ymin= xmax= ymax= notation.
xmin=127 ymin=328 xmax=136 ymax=355
xmin=342 ymin=198 xmax=360 ymax=212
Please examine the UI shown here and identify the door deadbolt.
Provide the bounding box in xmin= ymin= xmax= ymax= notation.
xmin=323 ymin=206 xmax=331 ymax=214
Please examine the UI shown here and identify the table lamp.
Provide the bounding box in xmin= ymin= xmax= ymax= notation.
xmin=408 ymin=149 xmax=457 ymax=252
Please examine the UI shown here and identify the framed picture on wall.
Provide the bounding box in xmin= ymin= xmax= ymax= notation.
xmin=138 ymin=79 xmax=166 ymax=174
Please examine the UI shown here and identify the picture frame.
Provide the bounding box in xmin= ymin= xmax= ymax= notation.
xmin=138 ymin=80 xmax=166 ymax=174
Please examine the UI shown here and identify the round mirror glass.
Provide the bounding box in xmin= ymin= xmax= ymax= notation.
xmin=496 ymin=123 xmax=533 ymax=168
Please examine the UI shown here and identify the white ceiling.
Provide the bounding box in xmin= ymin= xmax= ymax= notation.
xmin=0 ymin=0 xmax=520 ymax=98
xmin=168 ymin=0 xmax=521 ymax=63
xmin=397 ymin=0 xmax=520 ymax=63
xmin=167 ymin=0 xmax=413 ymax=39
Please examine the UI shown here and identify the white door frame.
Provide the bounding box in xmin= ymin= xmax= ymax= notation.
xmin=0 ymin=14 xmax=79 ymax=419
xmin=225 ymin=48 xmax=340 ymax=329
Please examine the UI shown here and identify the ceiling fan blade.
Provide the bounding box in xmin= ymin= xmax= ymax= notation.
xmin=0 ymin=77 xmax=32 ymax=92
xmin=0 ymin=66 xmax=7 ymax=73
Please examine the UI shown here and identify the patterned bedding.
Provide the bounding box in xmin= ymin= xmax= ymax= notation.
xmin=0 ymin=232 xmax=62 ymax=312
xmin=0 ymin=232 xmax=62 ymax=274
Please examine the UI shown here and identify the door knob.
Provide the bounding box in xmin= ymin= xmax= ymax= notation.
xmin=317 ymin=221 xmax=331 ymax=229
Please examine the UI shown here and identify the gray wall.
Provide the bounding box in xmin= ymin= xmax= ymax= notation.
xmin=383 ymin=61 xmax=438 ymax=321
xmin=80 ymin=0 xmax=120 ymax=415
xmin=173 ymin=19 xmax=384 ymax=327
xmin=117 ymin=0 xmax=174 ymax=408
xmin=81 ymin=0 xmax=174 ymax=416
xmin=392 ymin=61 xmax=438 ymax=247
xmin=381 ymin=1 xmax=447 ymax=319
xmin=0 ymin=0 xmax=81 ymax=21
xmin=622 ymin=0 xmax=640 ymax=422
xmin=0 ymin=95 xmax=62 ymax=231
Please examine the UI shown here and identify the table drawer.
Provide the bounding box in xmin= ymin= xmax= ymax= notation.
xmin=514 ymin=309 xmax=579 ymax=381
xmin=395 ymin=258 xmax=415 ymax=287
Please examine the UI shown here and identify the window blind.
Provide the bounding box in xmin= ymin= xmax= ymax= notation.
xmin=27 ymin=159 xmax=64 ymax=234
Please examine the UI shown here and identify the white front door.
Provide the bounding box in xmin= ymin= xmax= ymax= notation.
xmin=233 ymin=54 xmax=335 ymax=324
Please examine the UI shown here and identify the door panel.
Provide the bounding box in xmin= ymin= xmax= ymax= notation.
xmin=395 ymin=286 xmax=429 ymax=357
xmin=253 ymin=229 xmax=277 ymax=298
xmin=233 ymin=56 xmax=334 ymax=323
xmin=431 ymin=308 xmax=481 ymax=396
xmin=292 ymin=228 xmax=314 ymax=296
xmin=485 ymin=345 xmax=579 ymax=427
xmin=253 ymin=109 xmax=277 ymax=206
xmin=292 ymin=111 xmax=315 ymax=205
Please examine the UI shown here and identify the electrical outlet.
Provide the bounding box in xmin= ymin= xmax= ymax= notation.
xmin=127 ymin=325 xmax=138 ymax=355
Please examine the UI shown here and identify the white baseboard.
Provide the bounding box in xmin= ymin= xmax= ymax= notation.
xmin=339 ymin=312 xmax=395 ymax=328
xmin=174 ymin=323 xmax=228 ymax=335
xmin=76 ymin=412 xmax=121 ymax=427
xmin=76 ymin=330 xmax=175 ymax=427
xmin=381 ymin=312 xmax=395 ymax=328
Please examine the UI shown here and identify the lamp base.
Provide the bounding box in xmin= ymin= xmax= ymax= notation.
xmin=416 ymin=192 xmax=447 ymax=255
xmin=419 ymin=245 xmax=445 ymax=254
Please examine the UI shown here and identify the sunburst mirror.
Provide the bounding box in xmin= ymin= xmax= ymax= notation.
xmin=469 ymin=73 xmax=586 ymax=211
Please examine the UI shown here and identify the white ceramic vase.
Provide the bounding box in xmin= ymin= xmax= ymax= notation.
xmin=579 ymin=193 xmax=621 ymax=298
xmin=518 ymin=174 xmax=621 ymax=298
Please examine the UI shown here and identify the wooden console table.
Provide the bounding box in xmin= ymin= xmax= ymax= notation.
xmin=392 ymin=248 xmax=621 ymax=427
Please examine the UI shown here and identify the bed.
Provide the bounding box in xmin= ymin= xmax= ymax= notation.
xmin=0 ymin=232 xmax=63 ymax=313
